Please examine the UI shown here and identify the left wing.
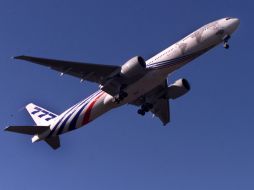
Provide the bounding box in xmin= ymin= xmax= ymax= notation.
xmin=130 ymin=80 xmax=170 ymax=125
xmin=14 ymin=55 xmax=120 ymax=85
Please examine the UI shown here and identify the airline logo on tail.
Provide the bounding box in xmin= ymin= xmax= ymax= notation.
xmin=26 ymin=103 xmax=58 ymax=126
xmin=30 ymin=107 xmax=57 ymax=121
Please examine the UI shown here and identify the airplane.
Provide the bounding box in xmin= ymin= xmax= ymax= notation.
xmin=5 ymin=17 xmax=240 ymax=149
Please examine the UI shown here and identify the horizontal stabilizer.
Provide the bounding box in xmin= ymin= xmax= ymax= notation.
xmin=4 ymin=126 xmax=49 ymax=135
xmin=45 ymin=136 xmax=60 ymax=150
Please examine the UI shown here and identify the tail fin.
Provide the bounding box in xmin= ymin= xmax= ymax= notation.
xmin=26 ymin=103 xmax=58 ymax=126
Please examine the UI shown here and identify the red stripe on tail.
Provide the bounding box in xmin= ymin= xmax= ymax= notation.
xmin=82 ymin=92 xmax=105 ymax=125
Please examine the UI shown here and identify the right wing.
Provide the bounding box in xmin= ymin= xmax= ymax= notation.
xmin=150 ymin=98 xmax=170 ymax=126
xmin=14 ymin=55 xmax=120 ymax=85
xmin=130 ymin=80 xmax=170 ymax=125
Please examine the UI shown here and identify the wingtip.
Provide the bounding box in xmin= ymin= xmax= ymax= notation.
xmin=162 ymin=122 xmax=169 ymax=127
xmin=12 ymin=55 xmax=25 ymax=60
xmin=3 ymin=126 xmax=10 ymax=131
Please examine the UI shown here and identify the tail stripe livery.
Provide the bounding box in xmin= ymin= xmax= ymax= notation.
xmin=68 ymin=91 xmax=104 ymax=132
xmin=58 ymin=96 xmax=92 ymax=134
xmin=55 ymin=101 xmax=87 ymax=135
xmin=47 ymin=103 xmax=80 ymax=138
xmin=64 ymin=91 xmax=103 ymax=132
xmin=58 ymin=91 xmax=102 ymax=134
xmin=47 ymin=101 xmax=83 ymax=138
xmin=48 ymin=90 xmax=102 ymax=137
xmin=63 ymin=102 xmax=89 ymax=133
xmin=47 ymin=92 xmax=94 ymax=137
xmin=82 ymin=92 xmax=105 ymax=125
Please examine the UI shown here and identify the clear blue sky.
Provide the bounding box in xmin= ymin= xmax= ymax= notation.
xmin=0 ymin=0 xmax=253 ymax=189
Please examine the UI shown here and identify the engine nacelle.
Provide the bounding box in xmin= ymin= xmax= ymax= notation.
xmin=167 ymin=78 xmax=190 ymax=99
xmin=120 ymin=56 xmax=146 ymax=79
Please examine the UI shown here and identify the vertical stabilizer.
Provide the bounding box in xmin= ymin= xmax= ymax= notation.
xmin=26 ymin=103 xmax=58 ymax=126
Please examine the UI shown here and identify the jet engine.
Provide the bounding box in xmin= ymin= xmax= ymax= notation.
xmin=100 ymin=56 xmax=146 ymax=98
xmin=120 ymin=56 xmax=146 ymax=79
xmin=167 ymin=78 xmax=190 ymax=99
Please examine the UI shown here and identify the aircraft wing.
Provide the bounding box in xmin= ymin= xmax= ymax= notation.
xmin=150 ymin=97 xmax=170 ymax=126
xmin=130 ymin=80 xmax=170 ymax=125
xmin=14 ymin=55 xmax=120 ymax=85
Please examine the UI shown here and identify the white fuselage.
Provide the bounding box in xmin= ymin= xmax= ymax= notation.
xmin=38 ymin=17 xmax=240 ymax=140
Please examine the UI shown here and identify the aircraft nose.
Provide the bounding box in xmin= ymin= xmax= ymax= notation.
xmin=224 ymin=17 xmax=240 ymax=34
xmin=232 ymin=18 xmax=240 ymax=29
xmin=229 ymin=18 xmax=240 ymax=33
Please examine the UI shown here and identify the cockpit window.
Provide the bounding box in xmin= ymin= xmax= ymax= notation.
xmin=226 ymin=17 xmax=232 ymax=20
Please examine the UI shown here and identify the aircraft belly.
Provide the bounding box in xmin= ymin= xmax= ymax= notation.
xmin=75 ymin=71 xmax=168 ymax=128
xmin=124 ymin=70 xmax=167 ymax=103
xmin=80 ymin=72 xmax=165 ymax=124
